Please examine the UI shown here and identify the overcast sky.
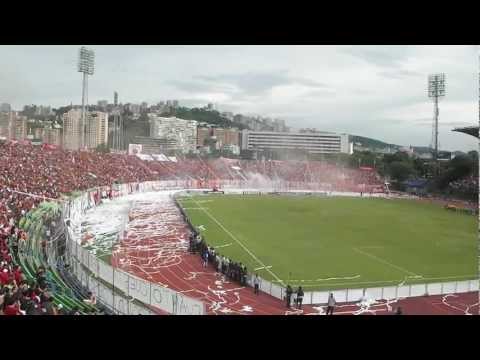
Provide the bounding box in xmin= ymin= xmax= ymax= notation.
xmin=0 ymin=45 xmax=478 ymax=151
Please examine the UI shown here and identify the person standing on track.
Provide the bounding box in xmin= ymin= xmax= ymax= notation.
xmin=326 ymin=293 xmax=336 ymax=315
xmin=286 ymin=285 xmax=293 ymax=308
xmin=296 ymin=286 xmax=304 ymax=309
xmin=253 ymin=273 xmax=260 ymax=295
xmin=202 ymin=250 xmax=208 ymax=268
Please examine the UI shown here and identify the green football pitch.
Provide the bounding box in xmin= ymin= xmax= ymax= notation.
xmin=177 ymin=194 xmax=478 ymax=290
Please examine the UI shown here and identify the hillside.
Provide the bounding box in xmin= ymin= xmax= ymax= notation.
xmin=160 ymin=107 xmax=248 ymax=130
xmin=351 ymin=135 xmax=433 ymax=154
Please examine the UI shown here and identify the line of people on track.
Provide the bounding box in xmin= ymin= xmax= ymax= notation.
xmin=188 ymin=233 xmax=248 ymax=286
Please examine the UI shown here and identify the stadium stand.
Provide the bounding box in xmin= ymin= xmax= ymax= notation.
xmin=0 ymin=140 xmax=386 ymax=315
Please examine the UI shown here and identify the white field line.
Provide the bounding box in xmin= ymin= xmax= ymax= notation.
xmin=188 ymin=195 xmax=286 ymax=286
xmin=214 ymin=243 xmax=233 ymax=249
xmin=272 ymin=275 xmax=360 ymax=283
xmin=274 ymin=274 xmax=478 ymax=288
xmin=353 ymin=247 xmax=420 ymax=277
xmin=254 ymin=265 xmax=273 ymax=271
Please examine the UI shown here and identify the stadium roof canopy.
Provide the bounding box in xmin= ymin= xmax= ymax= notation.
xmin=452 ymin=126 xmax=479 ymax=138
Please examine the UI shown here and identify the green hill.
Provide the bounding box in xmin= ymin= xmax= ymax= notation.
xmin=160 ymin=107 xmax=248 ymax=130
xmin=351 ymin=135 xmax=433 ymax=154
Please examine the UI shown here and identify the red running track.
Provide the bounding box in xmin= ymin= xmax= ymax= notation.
xmin=110 ymin=197 xmax=478 ymax=315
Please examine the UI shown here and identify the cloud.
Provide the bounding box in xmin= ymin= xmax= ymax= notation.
xmin=189 ymin=71 xmax=329 ymax=96
xmin=341 ymin=46 xmax=412 ymax=68
xmin=379 ymin=69 xmax=422 ymax=79
xmin=0 ymin=45 xmax=477 ymax=152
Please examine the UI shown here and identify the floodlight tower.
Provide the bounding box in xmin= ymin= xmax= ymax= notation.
xmin=78 ymin=47 xmax=95 ymax=149
xmin=428 ymin=73 xmax=446 ymax=167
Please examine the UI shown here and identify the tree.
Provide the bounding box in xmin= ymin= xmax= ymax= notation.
xmin=388 ymin=161 xmax=414 ymax=182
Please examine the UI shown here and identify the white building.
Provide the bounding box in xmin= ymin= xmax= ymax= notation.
xmin=222 ymin=144 xmax=240 ymax=155
xmin=86 ymin=111 xmax=109 ymax=149
xmin=241 ymin=130 xmax=352 ymax=154
xmin=149 ymin=115 xmax=197 ymax=153
xmin=63 ymin=109 xmax=108 ymax=150
xmin=63 ymin=109 xmax=82 ymax=150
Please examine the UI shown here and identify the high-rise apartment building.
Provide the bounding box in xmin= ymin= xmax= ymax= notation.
xmin=44 ymin=125 xmax=63 ymax=146
xmin=86 ymin=111 xmax=108 ymax=149
xmin=63 ymin=108 xmax=82 ymax=150
xmin=149 ymin=115 xmax=197 ymax=153
xmin=0 ymin=111 xmax=14 ymax=139
xmin=14 ymin=115 xmax=28 ymax=140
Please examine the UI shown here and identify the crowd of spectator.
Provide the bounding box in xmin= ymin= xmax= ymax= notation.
xmin=1 ymin=226 xmax=57 ymax=316
xmin=0 ymin=140 xmax=389 ymax=315
xmin=448 ymin=176 xmax=478 ymax=196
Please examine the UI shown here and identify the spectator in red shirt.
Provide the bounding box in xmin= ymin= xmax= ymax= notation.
xmin=0 ymin=268 xmax=10 ymax=286
xmin=13 ymin=265 xmax=23 ymax=285
xmin=3 ymin=298 xmax=22 ymax=315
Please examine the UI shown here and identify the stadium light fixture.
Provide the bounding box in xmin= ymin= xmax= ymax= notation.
xmin=78 ymin=47 xmax=95 ymax=149
xmin=427 ymin=73 xmax=446 ymax=167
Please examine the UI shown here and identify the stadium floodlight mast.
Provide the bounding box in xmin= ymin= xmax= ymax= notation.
xmin=428 ymin=73 xmax=446 ymax=169
xmin=78 ymin=47 xmax=95 ymax=149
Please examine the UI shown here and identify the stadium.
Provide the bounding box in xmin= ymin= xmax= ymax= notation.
xmin=1 ymin=140 xmax=478 ymax=315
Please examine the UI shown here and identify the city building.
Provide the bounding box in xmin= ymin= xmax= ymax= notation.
xmin=131 ymin=136 xmax=178 ymax=154
xmin=125 ymin=103 xmax=141 ymax=115
xmin=197 ymin=127 xmax=211 ymax=147
xmin=213 ymin=127 xmax=240 ymax=147
xmin=33 ymin=126 xmax=44 ymax=140
xmin=0 ymin=111 xmax=28 ymax=140
xmin=196 ymin=126 xmax=240 ymax=150
xmin=0 ymin=103 xmax=11 ymax=113
xmin=222 ymin=144 xmax=240 ymax=155
xmin=43 ymin=125 xmax=62 ymax=146
xmin=14 ymin=115 xmax=28 ymax=140
xmin=97 ymin=100 xmax=108 ymax=110
xmin=62 ymin=108 xmax=82 ymax=150
xmin=241 ymin=130 xmax=352 ymax=154
xmin=0 ymin=111 xmax=14 ymax=140
xmin=86 ymin=111 xmax=108 ymax=149
xmin=114 ymin=91 xmax=119 ymax=106
xmin=34 ymin=105 xmax=52 ymax=116
xmin=140 ymin=102 xmax=149 ymax=113
xmin=273 ymin=118 xmax=286 ymax=132
xmin=149 ymin=115 xmax=197 ymax=153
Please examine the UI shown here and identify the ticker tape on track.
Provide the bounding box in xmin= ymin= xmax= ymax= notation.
xmin=4 ymin=188 xmax=66 ymax=202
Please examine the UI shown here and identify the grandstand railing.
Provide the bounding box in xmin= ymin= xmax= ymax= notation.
xmin=249 ymin=276 xmax=479 ymax=305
